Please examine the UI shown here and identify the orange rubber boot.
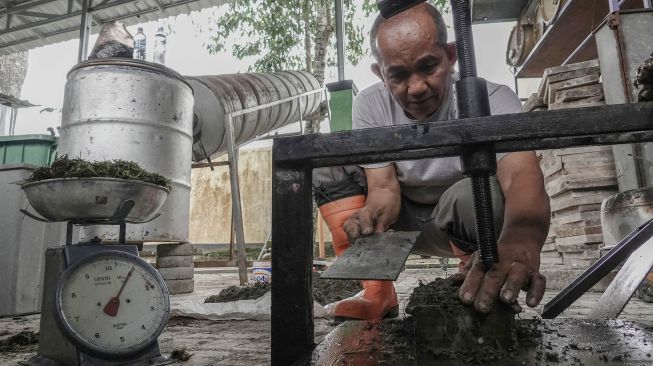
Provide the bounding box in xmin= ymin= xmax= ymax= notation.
xmin=319 ymin=195 xmax=399 ymax=321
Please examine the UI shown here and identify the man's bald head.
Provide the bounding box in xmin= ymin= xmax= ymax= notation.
xmin=370 ymin=3 xmax=447 ymax=63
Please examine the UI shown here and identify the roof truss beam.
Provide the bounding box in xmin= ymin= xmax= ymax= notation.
xmin=19 ymin=10 xmax=59 ymax=18
xmin=0 ymin=0 xmax=206 ymax=54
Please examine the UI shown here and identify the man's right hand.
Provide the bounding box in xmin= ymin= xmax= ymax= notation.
xmin=343 ymin=206 xmax=378 ymax=243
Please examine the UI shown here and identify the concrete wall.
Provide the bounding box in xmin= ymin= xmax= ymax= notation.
xmin=189 ymin=148 xmax=273 ymax=244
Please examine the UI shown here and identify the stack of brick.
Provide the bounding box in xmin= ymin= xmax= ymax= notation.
xmin=538 ymin=147 xmax=618 ymax=269
xmin=523 ymin=59 xmax=616 ymax=271
xmin=524 ymin=59 xmax=604 ymax=112
xmin=156 ymin=243 xmax=195 ymax=294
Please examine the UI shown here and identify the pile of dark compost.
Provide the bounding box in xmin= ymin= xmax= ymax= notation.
xmin=204 ymin=274 xmax=362 ymax=305
xmin=0 ymin=331 xmax=39 ymax=354
xmin=205 ymin=282 xmax=271 ymax=303
xmin=312 ymin=275 xmax=362 ymax=305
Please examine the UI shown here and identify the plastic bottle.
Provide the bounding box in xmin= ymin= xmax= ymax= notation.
xmin=133 ymin=27 xmax=146 ymax=61
xmin=153 ymin=26 xmax=167 ymax=65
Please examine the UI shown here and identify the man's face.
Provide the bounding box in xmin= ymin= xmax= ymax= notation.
xmin=374 ymin=11 xmax=456 ymax=121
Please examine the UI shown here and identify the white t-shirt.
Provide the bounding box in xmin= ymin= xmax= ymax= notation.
xmin=352 ymin=78 xmax=523 ymax=204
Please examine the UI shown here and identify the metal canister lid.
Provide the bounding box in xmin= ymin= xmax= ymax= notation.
xmin=68 ymin=58 xmax=192 ymax=92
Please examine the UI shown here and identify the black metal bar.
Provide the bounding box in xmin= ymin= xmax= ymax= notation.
xmin=66 ymin=221 xmax=73 ymax=246
xmin=119 ymin=222 xmax=126 ymax=244
xmin=273 ymin=103 xmax=653 ymax=164
xmin=310 ymin=130 xmax=653 ymax=168
xmin=450 ymin=0 xmax=478 ymax=79
xmin=449 ymin=0 xmax=498 ymax=266
xmin=454 ymin=78 xmax=498 ymax=266
xmin=541 ymin=217 xmax=653 ymax=319
xmin=271 ymin=162 xmax=314 ymax=366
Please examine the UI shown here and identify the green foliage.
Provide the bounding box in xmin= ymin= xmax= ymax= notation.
xmin=24 ymin=155 xmax=172 ymax=191
xmin=205 ymin=0 xmax=449 ymax=81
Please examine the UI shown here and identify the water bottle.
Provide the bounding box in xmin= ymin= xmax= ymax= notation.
xmin=153 ymin=26 xmax=167 ymax=65
xmin=133 ymin=27 xmax=146 ymax=60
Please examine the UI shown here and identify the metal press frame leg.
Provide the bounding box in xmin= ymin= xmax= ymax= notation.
xmin=589 ymin=232 xmax=653 ymax=319
xmin=271 ymin=162 xmax=314 ymax=366
xmin=542 ymin=217 xmax=653 ymax=318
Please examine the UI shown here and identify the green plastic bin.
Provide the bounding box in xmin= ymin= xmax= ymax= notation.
xmin=0 ymin=134 xmax=58 ymax=166
xmin=326 ymin=80 xmax=358 ymax=132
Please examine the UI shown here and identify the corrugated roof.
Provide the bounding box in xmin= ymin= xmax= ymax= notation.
xmin=0 ymin=92 xmax=34 ymax=107
xmin=0 ymin=0 xmax=228 ymax=56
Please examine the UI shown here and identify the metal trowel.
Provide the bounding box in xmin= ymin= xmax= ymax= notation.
xmin=320 ymin=231 xmax=420 ymax=281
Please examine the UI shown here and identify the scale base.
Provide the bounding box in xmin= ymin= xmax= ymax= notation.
xmin=21 ymin=349 xmax=175 ymax=366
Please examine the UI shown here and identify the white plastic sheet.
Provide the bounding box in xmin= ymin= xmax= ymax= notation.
xmin=170 ymin=292 xmax=328 ymax=320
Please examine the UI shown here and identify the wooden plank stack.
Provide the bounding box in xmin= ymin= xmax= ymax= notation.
xmin=524 ymin=59 xmax=605 ymax=112
xmin=537 ymin=146 xmax=618 ymax=269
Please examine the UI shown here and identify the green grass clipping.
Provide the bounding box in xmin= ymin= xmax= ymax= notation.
xmin=24 ymin=155 xmax=172 ymax=191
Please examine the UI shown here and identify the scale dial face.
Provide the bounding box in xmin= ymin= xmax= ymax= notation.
xmin=55 ymin=250 xmax=170 ymax=358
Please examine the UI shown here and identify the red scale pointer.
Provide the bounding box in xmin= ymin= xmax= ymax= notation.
xmin=103 ymin=265 xmax=135 ymax=317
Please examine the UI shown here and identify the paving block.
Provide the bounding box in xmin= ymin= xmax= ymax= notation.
xmin=554 ymin=83 xmax=604 ymax=103
xmin=523 ymin=93 xmax=547 ymax=112
xmin=158 ymin=267 xmax=194 ymax=280
xmin=165 ymin=279 xmax=194 ymax=294
xmin=157 ymin=243 xmax=194 ymax=257
xmin=552 ymin=211 xmax=601 ymax=226
xmin=545 ymin=164 xmax=616 ymax=183
xmin=549 ymin=98 xmax=605 ymax=111
xmin=157 ymin=255 xmax=193 ymax=268
xmin=538 ymin=59 xmax=600 ymax=99
xmin=541 ymin=255 xmax=564 ymax=265
xmin=546 ymin=175 xmax=617 ymax=197
xmin=562 ymin=255 xmax=599 ymax=269
xmin=551 ymin=191 xmax=617 ymax=212
xmin=547 ymin=74 xmax=600 ymax=105
xmin=542 ymin=243 xmax=558 ymax=252
xmin=554 ymin=204 xmax=602 ymax=218
xmin=558 ymin=248 xmax=602 ymax=260
xmin=555 ymin=241 xmax=602 ymax=253
xmin=555 ymin=234 xmax=603 ymax=246
xmin=555 ymin=225 xmax=603 ymax=238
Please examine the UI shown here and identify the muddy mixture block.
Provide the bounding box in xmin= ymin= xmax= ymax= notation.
xmin=404 ymin=277 xmax=517 ymax=361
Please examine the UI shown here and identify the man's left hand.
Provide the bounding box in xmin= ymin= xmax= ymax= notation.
xmin=456 ymin=240 xmax=546 ymax=314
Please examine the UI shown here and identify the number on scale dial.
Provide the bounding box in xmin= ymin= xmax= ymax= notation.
xmin=55 ymin=251 xmax=169 ymax=357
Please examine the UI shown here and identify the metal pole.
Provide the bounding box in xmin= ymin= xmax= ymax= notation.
xmin=9 ymin=107 xmax=17 ymax=135
xmin=298 ymin=97 xmax=304 ymax=134
xmin=225 ymin=113 xmax=249 ymax=285
xmin=335 ymin=0 xmax=346 ymax=81
xmin=77 ymin=0 xmax=91 ymax=63
xmin=513 ymin=67 xmax=519 ymax=97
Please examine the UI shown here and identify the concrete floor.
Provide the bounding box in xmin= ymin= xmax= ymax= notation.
xmin=1 ymin=267 xmax=653 ymax=365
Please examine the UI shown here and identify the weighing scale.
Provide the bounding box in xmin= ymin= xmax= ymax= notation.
xmin=18 ymin=178 xmax=174 ymax=366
